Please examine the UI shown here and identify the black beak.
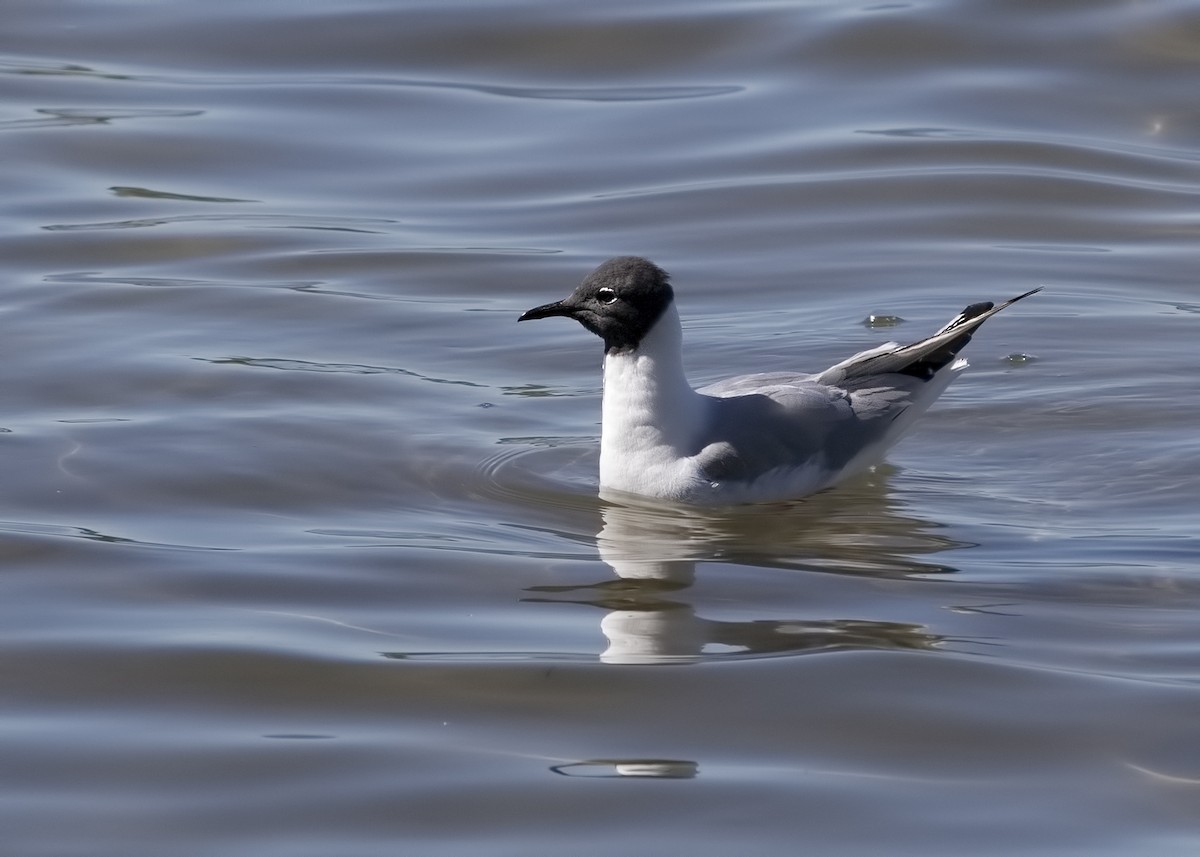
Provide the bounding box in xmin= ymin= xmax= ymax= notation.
xmin=518 ymin=299 xmax=575 ymax=322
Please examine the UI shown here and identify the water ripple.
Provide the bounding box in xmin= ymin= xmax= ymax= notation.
xmin=378 ymin=77 xmax=744 ymax=103
xmin=0 ymin=520 xmax=234 ymax=552
xmin=0 ymin=59 xmax=132 ymax=81
xmin=205 ymin=356 xmax=485 ymax=386
xmin=147 ymin=71 xmax=745 ymax=103
xmin=0 ymin=106 xmax=203 ymax=130
xmin=42 ymin=213 xmax=397 ymax=233
xmin=108 ymin=186 xmax=256 ymax=203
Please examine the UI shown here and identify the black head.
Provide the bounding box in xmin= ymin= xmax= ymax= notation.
xmin=518 ymin=257 xmax=674 ymax=353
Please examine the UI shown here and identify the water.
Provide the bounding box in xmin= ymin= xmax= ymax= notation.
xmin=3 ymin=1 xmax=1199 ymax=854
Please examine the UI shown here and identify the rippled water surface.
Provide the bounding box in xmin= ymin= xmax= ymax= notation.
xmin=4 ymin=1 xmax=1200 ymax=854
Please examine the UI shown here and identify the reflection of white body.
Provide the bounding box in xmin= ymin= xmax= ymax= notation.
xmin=595 ymin=499 xmax=704 ymax=664
xmin=600 ymin=609 xmax=705 ymax=665
xmin=594 ymin=495 xmax=699 ymax=584
xmin=590 ymin=497 xmax=946 ymax=665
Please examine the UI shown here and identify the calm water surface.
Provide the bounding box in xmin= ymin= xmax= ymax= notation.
xmin=3 ymin=1 xmax=1199 ymax=854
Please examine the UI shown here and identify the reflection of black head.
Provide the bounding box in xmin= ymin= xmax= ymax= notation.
xmin=518 ymin=257 xmax=674 ymax=354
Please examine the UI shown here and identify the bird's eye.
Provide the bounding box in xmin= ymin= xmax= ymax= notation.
xmin=597 ymin=287 xmax=617 ymax=305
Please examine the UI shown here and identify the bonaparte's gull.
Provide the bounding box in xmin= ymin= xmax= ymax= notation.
xmin=519 ymin=257 xmax=1038 ymax=505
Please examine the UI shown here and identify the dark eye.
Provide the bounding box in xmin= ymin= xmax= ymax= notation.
xmin=597 ymin=287 xmax=617 ymax=305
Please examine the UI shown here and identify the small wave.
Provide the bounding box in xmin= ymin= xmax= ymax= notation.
xmin=0 ymin=520 xmax=235 ymax=552
xmin=108 ymin=186 xmax=256 ymax=203
xmin=0 ymin=106 xmax=203 ymax=131
xmin=202 ymin=356 xmax=484 ymax=386
xmin=42 ymin=212 xmax=396 ymax=233
xmin=472 ymin=439 xmax=599 ymax=511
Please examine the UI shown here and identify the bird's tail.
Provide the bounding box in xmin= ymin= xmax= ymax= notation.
xmin=818 ymin=287 xmax=1041 ymax=385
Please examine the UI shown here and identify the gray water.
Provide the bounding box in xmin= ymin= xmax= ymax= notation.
xmin=4 ymin=1 xmax=1199 ymax=854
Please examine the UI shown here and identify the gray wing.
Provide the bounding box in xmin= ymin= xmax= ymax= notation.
xmin=693 ymin=375 xmax=913 ymax=484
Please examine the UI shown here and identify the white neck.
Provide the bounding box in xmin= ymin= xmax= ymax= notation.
xmin=598 ymin=303 xmax=706 ymax=498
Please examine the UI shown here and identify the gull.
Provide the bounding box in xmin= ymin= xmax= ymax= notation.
xmin=518 ymin=257 xmax=1039 ymax=505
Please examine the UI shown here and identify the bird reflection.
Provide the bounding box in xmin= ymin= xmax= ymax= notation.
xmin=525 ymin=469 xmax=968 ymax=664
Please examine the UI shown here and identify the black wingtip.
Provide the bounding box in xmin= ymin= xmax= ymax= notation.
xmin=1008 ymin=286 xmax=1044 ymax=304
xmin=945 ymin=286 xmax=1042 ymax=333
xmin=898 ymin=286 xmax=1041 ymax=381
xmin=960 ymin=300 xmax=995 ymax=321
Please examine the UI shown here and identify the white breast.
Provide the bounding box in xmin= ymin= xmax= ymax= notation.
xmin=598 ymin=305 xmax=709 ymax=500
